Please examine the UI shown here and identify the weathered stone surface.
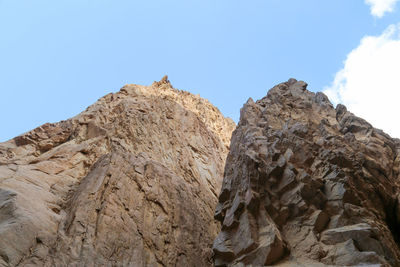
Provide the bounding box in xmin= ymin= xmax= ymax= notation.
xmin=214 ymin=79 xmax=400 ymax=266
xmin=0 ymin=77 xmax=235 ymax=266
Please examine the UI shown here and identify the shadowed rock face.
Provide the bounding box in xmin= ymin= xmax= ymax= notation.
xmin=213 ymin=79 xmax=400 ymax=266
xmin=0 ymin=78 xmax=235 ymax=266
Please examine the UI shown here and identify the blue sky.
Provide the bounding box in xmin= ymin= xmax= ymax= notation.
xmin=1 ymin=0 xmax=399 ymax=141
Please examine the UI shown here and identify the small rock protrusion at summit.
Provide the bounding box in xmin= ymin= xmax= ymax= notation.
xmin=153 ymin=74 xmax=172 ymax=88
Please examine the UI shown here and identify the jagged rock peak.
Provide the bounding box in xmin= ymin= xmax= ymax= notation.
xmin=0 ymin=80 xmax=235 ymax=266
xmin=214 ymin=79 xmax=400 ymax=266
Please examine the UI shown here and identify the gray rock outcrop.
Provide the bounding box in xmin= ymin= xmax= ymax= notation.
xmin=213 ymin=79 xmax=400 ymax=266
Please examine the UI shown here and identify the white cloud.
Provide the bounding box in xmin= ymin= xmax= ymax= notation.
xmin=324 ymin=23 xmax=400 ymax=138
xmin=365 ymin=0 xmax=399 ymax=17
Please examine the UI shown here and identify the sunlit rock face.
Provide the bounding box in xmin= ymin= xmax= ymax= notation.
xmin=0 ymin=76 xmax=235 ymax=267
xmin=213 ymin=79 xmax=400 ymax=266
xmin=3 ymin=76 xmax=400 ymax=267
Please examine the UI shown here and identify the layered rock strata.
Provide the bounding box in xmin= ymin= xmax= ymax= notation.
xmin=0 ymin=77 xmax=235 ymax=266
xmin=213 ymin=79 xmax=400 ymax=266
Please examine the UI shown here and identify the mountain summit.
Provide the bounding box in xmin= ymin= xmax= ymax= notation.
xmin=0 ymin=78 xmax=235 ymax=266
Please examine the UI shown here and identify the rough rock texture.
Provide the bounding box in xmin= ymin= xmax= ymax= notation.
xmin=213 ymin=79 xmax=400 ymax=266
xmin=0 ymin=77 xmax=235 ymax=266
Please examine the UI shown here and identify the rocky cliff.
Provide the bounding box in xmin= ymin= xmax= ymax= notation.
xmin=0 ymin=76 xmax=235 ymax=266
xmin=3 ymin=77 xmax=400 ymax=267
xmin=213 ymin=79 xmax=400 ymax=266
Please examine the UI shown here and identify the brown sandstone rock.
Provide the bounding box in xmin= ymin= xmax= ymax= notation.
xmin=214 ymin=79 xmax=400 ymax=266
xmin=0 ymin=78 xmax=235 ymax=266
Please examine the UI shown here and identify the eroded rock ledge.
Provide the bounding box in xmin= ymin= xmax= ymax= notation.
xmin=213 ymin=79 xmax=400 ymax=266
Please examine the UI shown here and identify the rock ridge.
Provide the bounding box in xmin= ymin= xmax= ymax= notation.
xmin=213 ymin=79 xmax=400 ymax=266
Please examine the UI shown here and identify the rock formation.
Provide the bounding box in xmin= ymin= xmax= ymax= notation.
xmin=0 ymin=77 xmax=235 ymax=266
xmin=213 ymin=79 xmax=400 ymax=266
xmin=3 ymin=77 xmax=400 ymax=267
